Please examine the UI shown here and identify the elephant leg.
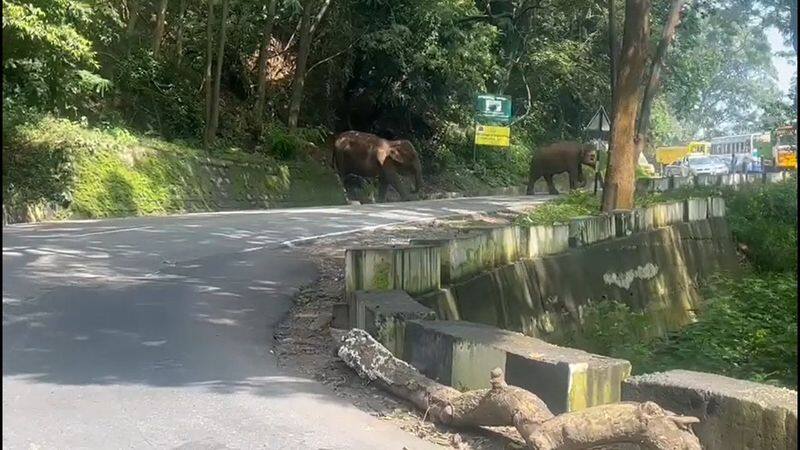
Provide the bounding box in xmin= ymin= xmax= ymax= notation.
xmin=569 ymin=168 xmax=579 ymax=190
xmin=377 ymin=177 xmax=389 ymax=203
xmin=527 ymin=170 xmax=541 ymax=195
xmin=384 ymin=169 xmax=410 ymax=201
xmin=545 ymin=175 xmax=559 ymax=195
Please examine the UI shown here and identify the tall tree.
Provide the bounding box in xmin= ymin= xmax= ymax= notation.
xmin=634 ymin=0 xmax=687 ymax=157
xmin=153 ymin=0 xmax=169 ymax=58
xmin=175 ymin=0 xmax=188 ymax=64
xmin=252 ymin=0 xmax=279 ymax=134
xmin=602 ymin=0 xmax=651 ymax=212
xmin=287 ymin=0 xmax=315 ymax=130
xmin=204 ymin=0 xmax=215 ymax=146
xmin=205 ymin=0 xmax=230 ymax=144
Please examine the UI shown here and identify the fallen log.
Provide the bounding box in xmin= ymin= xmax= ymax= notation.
xmin=337 ymin=329 xmax=701 ymax=450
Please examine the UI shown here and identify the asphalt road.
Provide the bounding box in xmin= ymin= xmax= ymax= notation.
xmin=2 ymin=195 xmax=553 ymax=449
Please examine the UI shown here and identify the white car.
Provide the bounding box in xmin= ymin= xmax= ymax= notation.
xmin=665 ymin=155 xmax=728 ymax=177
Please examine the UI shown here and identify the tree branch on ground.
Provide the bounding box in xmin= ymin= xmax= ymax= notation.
xmin=337 ymin=329 xmax=702 ymax=450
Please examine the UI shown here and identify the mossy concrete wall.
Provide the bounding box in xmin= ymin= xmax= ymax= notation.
xmin=424 ymin=217 xmax=739 ymax=341
xmin=623 ymin=370 xmax=797 ymax=450
xmin=344 ymin=245 xmax=441 ymax=326
xmin=636 ymin=171 xmax=792 ymax=193
xmin=403 ymin=320 xmax=631 ymax=414
xmin=3 ymin=116 xmax=347 ymax=223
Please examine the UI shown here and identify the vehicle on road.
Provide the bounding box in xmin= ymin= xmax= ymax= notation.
xmin=655 ymin=142 xmax=710 ymax=174
xmin=764 ymin=125 xmax=797 ymax=171
xmin=664 ymin=154 xmax=729 ymax=177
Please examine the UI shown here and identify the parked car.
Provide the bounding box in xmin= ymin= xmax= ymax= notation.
xmin=664 ymin=154 xmax=728 ymax=177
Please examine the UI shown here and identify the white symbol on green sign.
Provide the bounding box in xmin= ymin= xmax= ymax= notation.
xmin=475 ymin=94 xmax=511 ymax=123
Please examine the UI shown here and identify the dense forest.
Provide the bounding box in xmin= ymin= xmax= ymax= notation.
xmin=3 ymin=0 xmax=797 ymax=215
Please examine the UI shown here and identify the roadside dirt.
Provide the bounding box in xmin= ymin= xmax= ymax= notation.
xmin=273 ymin=212 xmax=530 ymax=449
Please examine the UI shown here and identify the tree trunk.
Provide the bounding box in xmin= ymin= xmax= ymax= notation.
xmin=287 ymin=0 xmax=315 ymax=131
xmin=206 ymin=0 xmax=229 ymax=145
xmin=602 ymin=0 xmax=651 ymax=212
xmin=634 ymin=0 xmax=687 ymax=159
xmin=338 ymin=329 xmax=702 ymax=450
xmin=602 ymin=0 xmax=619 ymax=194
xmin=203 ymin=0 xmax=215 ymax=147
xmin=253 ymin=0 xmax=279 ymax=134
xmin=175 ymin=0 xmax=187 ymax=64
xmin=125 ymin=0 xmax=140 ymax=38
xmin=153 ymin=0 xmax=169 ymax=58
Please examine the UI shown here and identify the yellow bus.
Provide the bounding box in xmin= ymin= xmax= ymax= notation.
xmin=655 ymin=142 xmax=710 ymax=167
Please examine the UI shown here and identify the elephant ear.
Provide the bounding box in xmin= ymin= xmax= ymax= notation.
xmin=380 ymin=140 xmax=417 ymax=165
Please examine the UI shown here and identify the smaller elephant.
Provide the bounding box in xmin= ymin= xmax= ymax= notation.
xmin=526 ymin=141 xmax=597 ymax=195
xmin=332 ymin=130 xmax=422 ymax=202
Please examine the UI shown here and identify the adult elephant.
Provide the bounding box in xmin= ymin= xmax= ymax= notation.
xmin=332 ymin=130 xmax=422 ymax=202
xmin=526 ymin=141 xmax=597 ymax=195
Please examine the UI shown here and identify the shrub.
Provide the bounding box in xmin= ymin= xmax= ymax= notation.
xmin=724 ymin=180 xmax=797 ymax=273
xmin=515 ymin=190 xmax=600 ymax=225
xmin=651 ymin=273 xmax=798 ymax=388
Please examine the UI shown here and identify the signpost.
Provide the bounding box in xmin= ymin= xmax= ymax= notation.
xmin=473 ymin=94 xmax=512 ymax=161
xmin=584 ymin=106 xmax=611 ymax=194
xmin=475 ymin=124 xmax=511 ymax=147
xmin=475 ymin=94 xmax=512 ymax=124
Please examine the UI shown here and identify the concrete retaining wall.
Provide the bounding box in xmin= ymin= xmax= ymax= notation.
xmin=623 ymin=370 xmax=797 ymax=450
xmin=344 ymin=245 xmax=440 ymax=325
xmin=426 ymin=217 xmax=739 ymax=341
xmin=636 ymin=171 xmax=793 ymax=193
xmin=404 ymin=320 xmax=631 ymax=414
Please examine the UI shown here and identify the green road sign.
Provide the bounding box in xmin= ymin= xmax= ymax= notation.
xmin=475 ymin=94 xmax=511 ymax=124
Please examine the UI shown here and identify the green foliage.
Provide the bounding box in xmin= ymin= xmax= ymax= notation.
xmin=2 ymin=0 xmax=109 ymax=114
xmin=555 ymin=177 xmax=798 ymax=388
xmin=112 ymin=51 xmax=202 ymax=137
xmin=664 ymin=4 xmax=792 ymax=137
xmin=3 ymin=116 xmax=344 ymax=219
xmin=725 ymin=180 xmax=798 ymax=273
xmin=563 ymin=272 xmax=798 ymax=389
xmin=559 ymin=300 xmax=656 ymax=371
xmin=515 ymin=191 xmax=600 ymax=226
xmin=650 ymin=273 xmax=797 ymax=388
xmin=634 ymin=180 xmax=798 ymax=272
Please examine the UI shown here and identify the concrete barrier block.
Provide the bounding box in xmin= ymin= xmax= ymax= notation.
xmin=487 ymin=225 xmax=525 ymax=265
xmin=695 ymin=174 xmax=721 ymax=186
xmin=764 ymin=172 xmax=785 ymax=183
xmin=622 ymin=370 xmax=797 ymax=450
xmin=683 ymin=198 xmax=709 ymax=222
xmin=450 ymin=225 xmax=525 ymax=270
xmin=612 ymin=210 xmax=634 ymax=237
xmin=404 ymin=320 xmax=631 ymax=414
xmin=632 ymin=207 xmax=655 ymax=232
xmin=412 ymin=232 xmax=498 ymax=284
xmin=416 ymin=288 xmax=460 ymax=321
xmin=354 ymin=290 xmax=436 ymax=358
xmin=707 ymin=197 xmax=726 ymax=218
xmin=526 ymin=224 xmax=569 ymax=258
xmin=650 ymin=201 xmax=684 ymax=228
xmin=568 ymin=215 xmax=615 ymax=248
xmin=671 ymin=175 xmax=693 ymax=190
xmin=746 ymin=173 xmax=763 ymax=184
xmin=720 ymin=173 xmax=746 ymax=187
xmin=652 ymin=177 xmax=671 ymax=192
xmin=345 ymin=245 xmax=441 ymax=325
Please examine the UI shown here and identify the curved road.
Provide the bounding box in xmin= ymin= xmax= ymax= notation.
xmin=3 ymin=195 xmax=552 ymax=449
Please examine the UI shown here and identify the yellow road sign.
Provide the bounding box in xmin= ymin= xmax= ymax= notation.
xmin=475 ymin=124 xmax=510 ymax=147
